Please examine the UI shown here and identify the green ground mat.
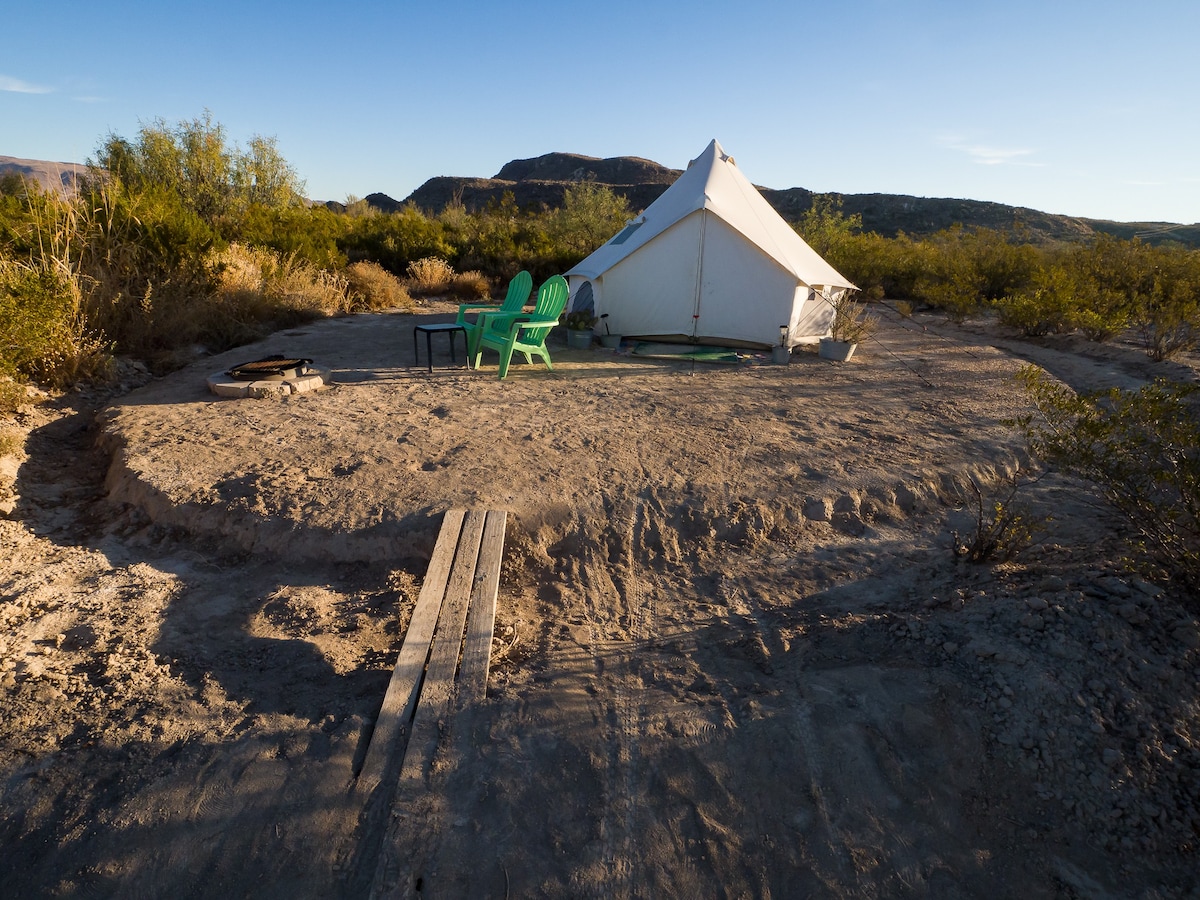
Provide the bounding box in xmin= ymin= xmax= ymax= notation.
xmin=629 ymin=342 xmax=752 ymax=364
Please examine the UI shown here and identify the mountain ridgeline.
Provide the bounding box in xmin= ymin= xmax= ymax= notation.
xmin=375 ymin=151 xmax=1199 ymax=248
xmin=4 ymin=151 xmax=1195 ymax=248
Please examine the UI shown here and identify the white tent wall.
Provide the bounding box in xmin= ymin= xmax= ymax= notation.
xmin=691 ymin=213 xmax=810 ymax=347
xmin=586 ymin=214 xmax=705 ymax=340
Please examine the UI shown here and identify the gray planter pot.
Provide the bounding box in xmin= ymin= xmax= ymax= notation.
xmin=819 ymin=338 xmax=856 ymax=361
xmin=566 ymin=329 xmax=593 ymax=350
xmin=771 ymin=345 xmax=791 ymax=365
xmin=599 ymin=334 xmax=621 ymax=349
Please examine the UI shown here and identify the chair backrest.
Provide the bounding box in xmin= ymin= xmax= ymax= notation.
xmin=521 ymin=275 xmax=570 ymax=346
xmin=502 ymin=270 xmax=533 ymax=311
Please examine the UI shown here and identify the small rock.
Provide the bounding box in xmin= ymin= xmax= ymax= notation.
xmin=1025 ymin=597 xmax=1049 ymax=612
xmin=1102 ymin=748 xmax=1120 ymax=767
xmin=943 ymin=641 xmax=958 ymax=653
xmin=802 ymin=497 xmax=831 ymax=522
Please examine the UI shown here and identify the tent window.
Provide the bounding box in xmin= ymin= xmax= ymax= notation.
xmin=609 ymin=222 xmax=642 ymax=245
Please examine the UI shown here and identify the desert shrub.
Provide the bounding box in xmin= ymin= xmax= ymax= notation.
xmin=827 ymin=292 xmax=877 ymax=343
xmin=344 ymin=260 xmax=413 ymax=311
xmin=1020 ymin=367 xmax=1200 ymax=596
xmin=0 ymin=379 xmax=26 ymax=415
xmin=914 ymin=257 xmax=982 ymax=321
xmin=405 ymin=256 xmax=456 ymax=295
xmin=0 ymin=258 xmax=109 ymax=388
xmin=1136 ymin=246 xmax=1200 ymax=361
xmin=952 ymin=473 xmax=1045 ymax=563
xmin=996 ymin=262 xmax=1077 ymax=336
xmin=449 ymin=269 xmax=491 ymax=301
xmin=0 ymin=427 xmax=21 ymax=458
xmin=207 ymin=243 xmax=349 ymax=347
xmin=894 ymin=300 xmax=914 ymax=318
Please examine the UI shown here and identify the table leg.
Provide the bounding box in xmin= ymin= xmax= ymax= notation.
xmin=425 ymin=330 xmax=434 ymax=374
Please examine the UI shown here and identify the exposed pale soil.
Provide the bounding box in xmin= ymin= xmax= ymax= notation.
xmin=1 ymin=304 xmax=1198 ymax=898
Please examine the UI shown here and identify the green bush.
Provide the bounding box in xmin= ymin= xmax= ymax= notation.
xmin=0 ymin=259 xmax=107 ymax=388
xmin=1020 ymin=367 xmax=1200 ymax=597
xmin=997 ymin=262 xmax=1077 ymax=336
xmin=1137 ymin=245 xmax=1200 ymax=360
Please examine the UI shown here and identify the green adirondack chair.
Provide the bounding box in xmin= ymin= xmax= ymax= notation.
xmin=472 ymin=275 xmax=569 ymax=379
xmin=456 ymin=270 xmax=533 ymax=358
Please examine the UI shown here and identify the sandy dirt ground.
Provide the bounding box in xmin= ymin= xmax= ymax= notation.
xmin=1 ymin=301 xmax=1198 ymax=899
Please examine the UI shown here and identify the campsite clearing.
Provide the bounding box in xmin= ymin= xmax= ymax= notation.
xmin=1 ymin=302 xmax=1198 ymax=898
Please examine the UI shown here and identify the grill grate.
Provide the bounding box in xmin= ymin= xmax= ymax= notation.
xmin=226 ymin=355 xmax=313 ymax=380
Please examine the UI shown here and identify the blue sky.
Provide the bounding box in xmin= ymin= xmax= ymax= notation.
xmin=2 ymin=0 xmax=1197 ymax=224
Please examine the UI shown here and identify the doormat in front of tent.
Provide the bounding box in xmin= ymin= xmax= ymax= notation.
xmin=630 ymin=342 xmax=751 ymax=364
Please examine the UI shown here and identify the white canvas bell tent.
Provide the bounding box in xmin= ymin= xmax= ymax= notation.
xmin=565 ymin=139 xmax=857 ymax=349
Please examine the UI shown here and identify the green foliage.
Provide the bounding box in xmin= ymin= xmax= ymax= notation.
xmin=996 ymin=262 xmax=1077 ymax=336
xmin=561 ymin=309 xmax=597 ymax=330
xmin=446 ymin=193 xmax=555 ymax=281
xmin=1020 ymin=367 xmax=1200 ymax=596
xmin=913 ymin=226 xmax=1037 ymax=322
xmin=341 ymin=205 xmax=453 ymax=274
xmin=235 ymin=204 xmax=348 ymax=269
xmin=0 ymin=261 xmax=80 ymax=384
xmin=1137 ymin=245 xmax=1200 ymax=361
xmin=797 ymin=194 xmax=862 ymax=260
xmin=93 ymin=111 xmax=304 ymax=228
xmin=544 ymin=182 xmax=631 ymax=261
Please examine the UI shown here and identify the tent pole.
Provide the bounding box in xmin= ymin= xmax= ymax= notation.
xmin=690 ymin=211 xmax=706 ymax=342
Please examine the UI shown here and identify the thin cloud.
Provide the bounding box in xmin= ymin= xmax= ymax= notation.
xmin=938 ymin=135 xmax=1044 ymax=168
xmin=0 ymin=74 xmax=53 ymax=94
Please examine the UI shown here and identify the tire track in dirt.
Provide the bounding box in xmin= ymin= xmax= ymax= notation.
xmin=596 ymin=494 xmax=658 ymax=897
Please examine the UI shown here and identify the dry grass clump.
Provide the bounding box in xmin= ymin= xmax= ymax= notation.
xmin=0 ymin=427 xmax=21 ymax=459
xmin=405 ymin=257 xmax=456 ymax=295
xmin=450 ymin=270 xmax=490 ymax=301
xmin=344 ymin=261 xmax=414 ymax=312
xmin=203 ymin=243 xmax=351 ymax=351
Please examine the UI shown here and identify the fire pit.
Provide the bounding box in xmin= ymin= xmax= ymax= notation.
xmin=207 ymin=354 xmax=331 ymax=398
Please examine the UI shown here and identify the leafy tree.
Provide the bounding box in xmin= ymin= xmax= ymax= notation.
xmin=93 ymin=111 xmax=304 ymax=229
xmin=544 ymin=182 xmax=631 ymax=260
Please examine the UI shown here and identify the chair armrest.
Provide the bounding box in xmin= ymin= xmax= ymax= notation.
xmin=512 ymin=318 xmax=560 ymax=331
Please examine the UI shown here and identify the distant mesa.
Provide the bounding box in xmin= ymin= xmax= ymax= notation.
xmin=386 ymin=150 xmax=1198 ymax=247
xmin=0 ymin=155 xmax=88 ymax=196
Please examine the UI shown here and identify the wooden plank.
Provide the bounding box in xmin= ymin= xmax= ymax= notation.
xmin=395 ymin=509 xmax=486 ymax=785
xmin=355 ymin=509 xmax=466 ymax=796
xmin=457 ymin=509 xmax=507 ymax=705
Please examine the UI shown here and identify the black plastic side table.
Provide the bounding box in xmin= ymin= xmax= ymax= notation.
xmin=413 ymin=323 xmax=468 ymax=373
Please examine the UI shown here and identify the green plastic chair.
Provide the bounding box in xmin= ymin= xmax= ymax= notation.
xmin=456 ymin=270 xmax=533 ymax=358
xmin=473 ymin=275 xmax=569 ymax=379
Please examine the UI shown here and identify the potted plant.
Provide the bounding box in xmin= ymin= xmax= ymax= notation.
xmin=561 ymin=309 xmax=597 ymax=349
xmin=819 ymin=293 xmax=876 ymax=361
